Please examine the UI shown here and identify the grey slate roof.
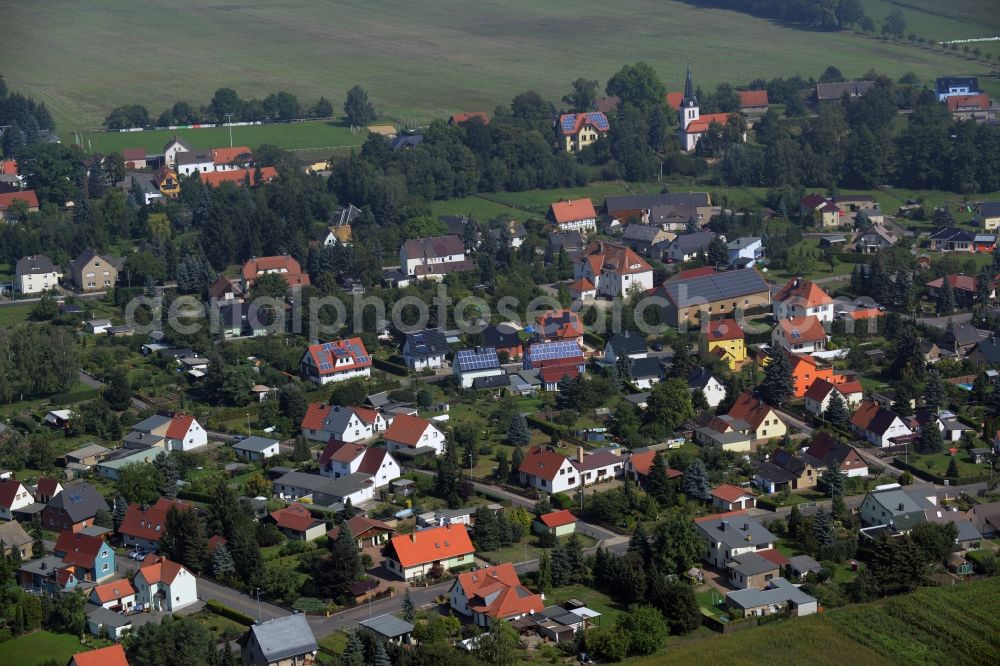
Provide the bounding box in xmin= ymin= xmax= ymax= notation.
xmin=482 ymin=324 xmax=521 ymax=349
xmin=695 ymin=514 xmax=776 ymax=550
xmin=978 ymin=201 xmax=1000 ymax=218
xmin=248 ymin=614 xmax=317 ymax=661
xmin=728 ymin=552 xmax=779 ymax=576
xmin=936 ymin=76 xmax=980 ymax=95
xmin=726 ymin=237 xmax=761 ymax=250
xmin=472 ymin=374 xmax=511 ymax=390
xmin=929 ymin=227 xmax=975 ymax=243
xmin=359 ymin=613 xmax=414 ymax=638
xmin=687 ymin=367 xmax=719 ymax=391
xmin=607 ymin=331 xmax=646 ymax=357
xmin=670 ymin=231 xmax=715 ymax=254
xmin=629 ymin=357 xmax=664 ymax=380
xmin=274 ymin=471 xmax=372 ymax=500
xmin=605 ymin=193 xmax=709 ymax=213
xmin=621 ymin=224 xmax=663 ymax=243
xmin=974 ymin=338 xmax=1000 ymax=363
xmin=15 ymin=255 xmax=57 ymax=275
xmin=86 ymin=603 xmax=133 ymax=628
xmin=866 ymin=487 xmax=937 ymax=531
xmin=132 ymin=414 xmax=172 ymax=432
xmin=788 ymin=554 xmax=822 ymax=576
xmin=405 ymin=328 xmax=449 ymax=358
xmin=234 ymin=436 xmax=280 ymax=454
xmin=816 ymin=80 xmax=874 ymax=100
xmin=47 ymin=482 xmax=108 ymax=523
xmin=660 ymin=268 xmax=769 ymax=306
xmin=727 ymin=578 xmax=816 ymax=609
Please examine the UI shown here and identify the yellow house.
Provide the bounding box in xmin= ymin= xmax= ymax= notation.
xmin=155 ymin=166 xmax=180 ymax=198
xmin=700 ymin=318 xmax=746 ymax=371
xmin=976 ymin=202 xmax=1000 ymax=231
xmin=557 ymin=112 xmax=610 ymax=152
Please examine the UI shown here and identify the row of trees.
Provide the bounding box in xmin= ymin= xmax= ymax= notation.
xmin=0 ymin=74 xmax=56 ymax=158
xmin=680 ymin=0 xmax=869 ymax=31
xmin=104 ymin=87 xmax=336 ymax=129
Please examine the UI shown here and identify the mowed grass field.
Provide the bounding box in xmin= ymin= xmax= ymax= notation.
xmin=632 ymin=577 xmax=1000 ymax=665
xmin=0 ymin=631 xmax=93 ymax=665
xmin=4 ymin=0 xmax=997 ymax=137
xmin=79 ymin=121 xmax=364 ymax=155
xmin=862 ymin=0 xmax=1000 ymax=42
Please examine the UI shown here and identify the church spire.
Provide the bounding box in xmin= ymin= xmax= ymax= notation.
xmin=684 ymin=62 xmax=694 ymax=101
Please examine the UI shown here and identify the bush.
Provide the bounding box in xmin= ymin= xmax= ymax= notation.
xmin=206 ymin=600 xmax=253 ymax=625
xmin=551 ymin=493 xmax=574 ymax=510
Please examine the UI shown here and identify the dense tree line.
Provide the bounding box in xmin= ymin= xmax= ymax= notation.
xmin=0 ymin=74 xmax=56 ymax=158
xmin=678 ymin=0 xmax=870 ymax=31
xmin=0 ymin=325 xmax=78 ymax=402
xmin=104 ymin=87 xmax=335 ymax=129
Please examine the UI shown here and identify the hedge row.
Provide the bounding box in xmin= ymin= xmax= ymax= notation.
xmin=892 ymin=458 xmax=990 ymax=486
xmin=177 ymin=489 xmax=214 ymax=504
xmin=374 ymin=358 xmax=409 ymax=376
xmin=206 ymin=599 xmax=254 ymax=626
xmin=50 ymin=388 xmax=100 ymax=405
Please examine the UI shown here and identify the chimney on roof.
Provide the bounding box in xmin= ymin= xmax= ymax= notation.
xmin=898 ymin=503 xmax=905 ymax=511
xmin=720 ymin=520 xmax=728 ymax=531
xmin=793 ymin=277 xmax=800 ymax=288
xmin=577 ymin=447 xmax=585 ymax=463
xmin=410 ymin=532 xmax=417 ymax=543
xmin=743 ymin=522 xmax=749 ymax=531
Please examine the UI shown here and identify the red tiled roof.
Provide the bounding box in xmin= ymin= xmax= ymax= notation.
xmin=319 ymin=439 xmax=366 ymax=466
xmin=357 ymin=448 xmax=391 ymax=475
xmin=92 ymin=579 xmax=136 ymax=604
xmin=850 ymin=400 xmax=881 ymax=430
xmin=705 ymin=318 xmax=744 ymax=342
xmin=536 ymin=309 xmax=584 ymax=340
xmin=207 ymin=275 xmax=244 ymax=300
xmin=211 ymin=146 xmax=253 ymax=166
xmin=670 ymin=266 xmax=717 ymax=281
xmin=270 ymin=503 xmax=323 ymax=533
xmin=327 ymin=515 xmax=394 ymax=541
xmin=458 ymin=563 xmax=544 ymax=620
xmin=726 ymin=392 xmax=775 ymax=430
xmin=54 ymin=531 xmax=106 ymax=568
xmin=384 ymin=413 xmax=435 ymax=447
xmin=137 ymin=557 xmax=187 ymax=584
xmin=0 ymin=190 xmax=39 ymax=210
xmin=756 ymin=548 xmax=790 ymax=567
xmin=122 ymin=148 xmax=146 ymax=161
xmin=838 ymin=381 xmax=864 ymax=396
xmin=926 ymin=274 xmax=975 ymax=293
xmin=36 ymin=477 xmax=61 ymax=498
xmin=568 ymin=277 xmax=595 ymax=293
xmin=804 ymin=378 xmax=836 ymax=402
xmin=774 ymin=278 xmax=833 ymax=308
xmin=304 ymin=337 xmax=371 ymax=375
xmin=628 ymin=450 xmax=682 ymax=478
xmin=685 ymin=112 xmax=734 ymax=134
xmin=71 ymin=644 xmax=129 ymax=666
xmin=846 ymin=308 xmax=884 ymax=320
xmin=165 ymin=413 xmax=196 ymax=440
xmin=776 ymin=316 xmax=828 ymax=344
xmin=550 ymin=198 xmax=597 ymax=224
xmin=119 ymin=498 xmax=194 ymax=543
xmin=711 ymin=483 xmax=755 ymax=504
xmin=199 ymin=166 xmax=277 ymax=187
xmin=800 ymin=193 xmax=827 ymax=209
xmin=665 ymin=92 xmax=683 ymax=110
xmin=739 ymin=90 xmax=769 ymax=108
xmin=0 ymin=478 xmax=28 ymax=509
xmin=540 ymin=364 xmax=580 ymax=384
xmin=947 ymin=94 xmax=989 ymax=112
xmin=578 ymin=241 xmax=652 ymax=275
xmin=241 ymin=254 xmax=309 ymax=286
xmin=388 ymin=524 xmax=474 ymax=568
xmin=353 ymin=406 xmax=380 ymax=425
xmin=449 ymin=111 xmax=490 ymax=125
xmin=0 ymin=159 xmax=17 ymax=175
xmin=694 ymin=509 xmax=748 ymax=523
xmin=301 ymin=402 xmax=331 ymax=431
xmin=519 ymin=446 xmax=573 ymax=481
xmin=538 ymin=509 xmax=577 ymax=528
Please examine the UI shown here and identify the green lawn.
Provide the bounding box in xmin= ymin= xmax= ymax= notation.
xmin=0 ymin=303 xmax=37 ymax=327
xmin=547 ymin=583 xmax=624 ymax=626
xmin=478 ymin=533 xmax=598 ymax=568
xmin=861 ymin=0 xmax=1000 ymax=42
xmin=908 ymin=450 xmax=987 ymax=479
xmin=80 ymin=120 xmax=364 ymax=155
xmin=188 ymin=609 xmax=250 ymax=641
xmin=5 ymin=0 xmax=993 ymax=133
xmin=0 ymin=631 xmax=92 ymax=665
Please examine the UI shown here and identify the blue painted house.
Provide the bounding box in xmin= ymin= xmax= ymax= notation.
xmin=54 ymin=530 xmax=116 ymax=582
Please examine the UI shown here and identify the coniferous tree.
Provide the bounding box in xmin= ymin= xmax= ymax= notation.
xmin=918 ymin=421 xmax=943 ymax=453
xmin=787 ymin=504 xmax=803 ymax=540
xmin=511 ymin=446 xmax=524 ymax=475
xmin=373 ymin=642 xmax=391 ymax=666
xmin=211 ymin=543 xmax=236 ymax=580
xmin=924 ymin=369 xmax=946 ymax=409
xmin=292 ymin=436 xmax=312 ymax=463
xmin=112 ymin=496 xmax=128 ymax=532
xmin=495 ymin=449 xmax=510 ymax=481
xmin=760 ymin=349 xmax=794 ymax=406
xmin=536 ymin=550 xmax=553 ymax=594
xmin=507 ymin=413 xmax=531 ymax=446
xmin=681 ymin=458 xmax=711 ymax=501
xmin=340 ymin=631 xmax=365 ymax=666
xmin=667 ymin=343 xmax=696 ymax=379
xmin=316 ymin=523 xmax=362 ymax=601
xmin=820 ymin=468 xmax=845 ymax=498
xmin=824 ymin=392 xmax=850 ymax=427
xmin=812 ymin=507 xmax=836 ymax=546
xmin=946 ymin=456 xmax=959 ymax=478
xmin=401 ymin=588 xmax=415 ymax=622
xmin=643 ymin=451 xmax=674 ymax=506
xmin=936 ymin=277 xmax=955 ymax=314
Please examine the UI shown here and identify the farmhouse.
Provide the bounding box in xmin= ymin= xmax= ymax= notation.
xmin=549 ymin=198 xmax=598 ymax=234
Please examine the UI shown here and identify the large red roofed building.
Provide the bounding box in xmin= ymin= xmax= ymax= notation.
xmin=119 ymin=498 xmax=195 ymax=552
xmin=449 ymin=562 xmax=544 ymax=626
xmin=573 ymin=240 xmax=654 ymax=298
xmin=774 ymin=277 xmax=834 ymax=322
xmin=301 ymin=338 xmax=372 ymax=385
xmin=0 ymin=190 xmax=40 ymax=220
xmin=198 ymin=166 xmax=276 ymax=188
xmin=385 ymin=524 xmax=475 ymax=581
xmin=241 ymin=254 xmax=310 ymax=290
xmin=549 ymin=198 xmax=598 ymax=234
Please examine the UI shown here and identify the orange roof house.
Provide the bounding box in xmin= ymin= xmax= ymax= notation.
xmin=301 ymin=337 xmax=372 ymax=385
xmin=301 ymin=402 xmax=332 ymax=437
xmin=0 ymin=159 xmax=17 ymax=175
xmin=0 ymin=190 xmax=40 ymax=218
xmin=739 ymin=90 xmax=769 ymax=109
xmin=537 ymin=509 xmax=577 ymax=529
xmin=773 ymin=277 xmax=834 ymax=321
xmin=625 ymin=449 xmax=683 ymax=482
xmin=199 ymin=166 xmax=277 ymax=187
xmin=241 ymin=254 xmax=310 ymax=289
xmin=90 ymin=579 xmax=136 ymax=607
xmin=70 ymin=645 xmax=130 ymax=666
xmin=450 ymin=563 xmax=544 ymax=626
xmin=535 ymin=309 xmax=584 ymax=343
xmin=269 ymin=503 xmax=326 ymax=541
xmin=787 ymin=350 xmax=846 ymax=398
xmin=383 ymin=413 xmax=445 ymax=455
xmin=666 ymin=92 xmax=684 ymax=110
xmin=549 ymin=198 xmax=598 ymax=233
xmin=771 ymin=315 xmax=829 ymax=353
xmin=573 ymin=240 xmax=654 ymax=299
xmin=211 ymin=146 xmax=253 ymax=167
xmin=946 ymin=93 xmax=989 ymax=112
xmin=710 ymin=483 xmax=757 ymax=511
xmin=449 ymin=111 xmax=490 ymax=125
xmin=385 ymin=524 xmax=475 ymax=580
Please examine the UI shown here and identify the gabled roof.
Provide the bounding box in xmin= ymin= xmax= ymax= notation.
xmin=688 ymin=366 xmax=721 ymax=391
xmin=816 ymin=80 xmax=874 ymax=100
xmin=607 ymin=331 xmax=646 ymax=356
xmin=199 ymin=166 xmax=277 ymax=187
xmin=711 ymin=484 xmax=755 ymax=504
xmin=694 ymin=511 xmax=776 ymax=550
xmin=234 ymin=436 xmax=280 ymax=454
xmin=557 ymin=112 xmax=609 ymax=136
xmin=628 ymin=356 xmax=665 ymax=380
xmin=70 ymin=644 xmax=129 ymax=666
xmin=388 ymin=524 xmax=474 ymax=568
xmin=319 ymin=439 xmax=366 ymax=466
xmin=525 ymin=340 xmax=585 ymax=366
xmin=449 ymin=111 xmax=491 ymax=125
xmin=208 ymin=275 xmax=245 ymax=300
xmin=165 ymin=413 xmax=197 ymax=440
xmin=241 ymin=254 xmax=309 ymax=286
xmin=0 ymin=190 xmax=39 ymax=210
xmin=270 ymin=503 xmax=323 ymax=533
xmin=91 ymin=578 xmax=136 ymax=604
xmin=550 ymin=198 xmax=597 ymax=224
xmin=211 ymin=146 xmax=253 ymax=166
xmin=935 ymin=76 xmax=980 ymax=95
xmin=627 ymin=450 xmax=682 ymax=478
xmin=405 ymin=328 xmax=450 ymax=357
xmin=850 ymin=400 xmax=881 ymax=430
xmin=383 ymin=414 xmax=435 ymax=446
xmin=328 ymin=514 xmax=394 ymax=541
xmin=482 ymin=324 xmax=522 ymax=349
xmin=670 ymin=231 xmax=715 ymax=254
xmin=704 ymin=318 xmax=744 ymax=342
xmin=578 ymin=241 xmax=652 ymax=275
xmin=137 ymin=557 xmax=188 ymax=585
xmin=536 ymin=309 xmax=584 ymax=340
xmin=926 ymin=274 xmax=976 ymax=293
xmin=301 ymin=402 xmax=331 ymax=431
xmin=54 ymin=531 xmax=107 ymax=568
xmin=0 ymin=520 xmax=31 ymax=549
xmin=47 ymin=482 xmax=108 ymax=523
xmin=119 ymin=498 xmax=194 ymax=542
xmin=739 ymin=90 xmax=769 ymax=108
xmin=726 ymin=392 xmax=777 ymax=431
xmin=684 ymin=112 xmax=735 ymax=134
xmin=775 ymin=316 xmax=828 ymax=344
xmin=572 ymin=449 xmax=624 ymax=472
xmin=519 ymin=446 xmax=574 ymax=481
xmin=303 ymin=338 xmax=372 ymax=375
xmin=538 ymin=509 xmax=577 ymax=528
xmin=928 ymin=227 xmax=975 ymax=243
xmin=247 ymin=613 xmax=318 ymax=662
xmin=0 ymin=478 xmax=27 ymax=509
xmin=402 ymin=234 xmax=465 ymax=259
xmin=774 ymin=278 xmax=833 ymax=308
xmin=977 ymin=201 xmax=1000 ymax=218
xmin=455 ymin=347 xmax=501 ymax=372
xmin=804 ymin=378 xmax=837 ymax=402
xmin=658 ymin=268 xmax=769 ymax=307
xmin=15 ymin=255 xmax=57 ymax=275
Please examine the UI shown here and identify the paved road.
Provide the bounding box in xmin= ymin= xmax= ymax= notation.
xmin=772 ymin=406 xmax=815 ymax=436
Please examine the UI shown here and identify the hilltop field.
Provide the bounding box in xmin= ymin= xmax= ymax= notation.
xmin=4 ymin=0 xmax=1000 ymax=147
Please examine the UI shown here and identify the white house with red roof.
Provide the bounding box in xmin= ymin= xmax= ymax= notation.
xmin=129 ymin=413 xmax=207 ymax=452
xmin=318 ymin=440 xmax=401 ymax=488
xmin=89 ymin=579 xmax=136 ymax=612
xmin=677 ymin=65 xmax=745 ymax=152
xmin=773 ymin=277 xmax=835 ymax=322
xmin=449 ymin=563 xmax=545 ymax=627
xmin=518 ymin=446 xmax=579 ymax=494
xmin=301 ymin=402 xmax=333 ymax=441
xmin=573 ymin=241 xmax=653 ymax=298
xmin=383 ymin=414 xmax=445 ymax=456
xmin=269 ymin=503 xmax=326 ymax=541
xmin=804 ymin=378 xmax=865 ymax=417
xmin=771 ymin=315 xmax=829 ymax=354
xmin=241 ymin=254 xmax=310 ymax=291
xmin=0 ymin=478 xmax=33 ymax=521
xmin=533 ymin=509 xmax=578 ymax=537
xmin=549 ymin=199 xmax=597 ymax=234
xmin=385 ymin=524 xmax=475 ymax=581
xmin=119 ymin=498 xmax=195 ymax=552
xmin=556 ymin=112 xmax=609 ymax=153
xmin=134 ymin=557 xmax=198 ymax=612
xmin=710 ymin=484 xmax=757 ymax=512
xmin=301 ymin=338 xmax=372 ymax=385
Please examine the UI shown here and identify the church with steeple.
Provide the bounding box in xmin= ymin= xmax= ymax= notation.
xmin=676 ymin=65 xmax=744 ymax=152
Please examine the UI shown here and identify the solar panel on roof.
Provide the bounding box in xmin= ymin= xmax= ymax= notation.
xmin=586 ymin=112 xmax=609 ymax=130
xmin=456 ymin=348 xmax=500 ymax=372
xmin=560 ymin=115 xmax=577 ymax=132
xmin=69 ymin=493 xmax=82 ymax=504
xmin=529 ymin=341 xmax=582 ymax=362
